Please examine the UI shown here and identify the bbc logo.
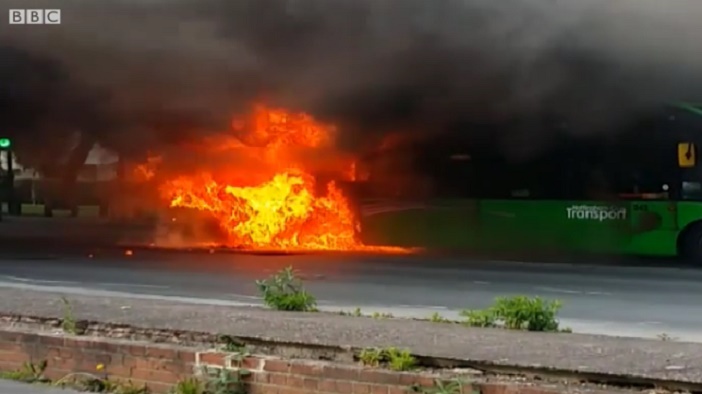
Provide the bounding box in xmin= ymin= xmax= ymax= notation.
xmin=8 ymin=9 xmax=61 ymax=24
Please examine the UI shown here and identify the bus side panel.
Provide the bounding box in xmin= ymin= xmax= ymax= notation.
xmin=359 ymin=199 xmax=479 ymax=250
xmin=360 ymin=199 xmax=687 ymax=256
xmin=623 ymin=201 xmax=678 ymax=257
xmin=676 ymin=202 xmax=702 ymax=229
xmin=477 ymin=200 xmax=629 ymax=254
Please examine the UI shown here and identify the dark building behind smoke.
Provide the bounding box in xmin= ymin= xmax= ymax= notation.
xmin=358 ymin=103 xmax=702 ymax=202
xmin=1 ymin=0 xmax=702 ymax=175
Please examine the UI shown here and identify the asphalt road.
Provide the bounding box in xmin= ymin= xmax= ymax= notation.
xmin=0 ymin=249 xmax=701 ymax=342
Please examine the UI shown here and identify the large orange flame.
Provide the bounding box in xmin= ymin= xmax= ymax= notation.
xmin=162 ymin=170 xmax=358 ymax=250
xmin=149 ymin=104 xmax=408 ymax=253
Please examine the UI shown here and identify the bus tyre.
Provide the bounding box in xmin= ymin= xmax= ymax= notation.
xmin=680 ymin=224 xmax=702 ymax=262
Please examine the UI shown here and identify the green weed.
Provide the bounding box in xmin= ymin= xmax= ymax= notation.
xmin=492 ymin=296 xmax=561 ymax=331
xmin=357 ymin=347 xmax=417 ymax=371
xmin=412 ymin=379 xmax=471 ymax=394
xmin=358 ymin=348 xmax=384 ymax=367
xmin=428 ymin=312 xmax=451 ymax=323
xmin=459 ymin=309 xmax=497 ymax=328
xmin=219 ymin=336 xmax=246 ymax=353
xmin=255 ymin=266 xmax=317 ymax=312
xmin=0 ymin=360 xmax=49 ymax=383
xmin=385 ymin=347 xmax=417 ymax=371
xmin=60 ymin=296 xmax=78 ymax=334
xmin=54 ymin=363 xmax=149 ymax=393
xmin=461 ymin=295 xmax=562 ymax=332
xmin=170 ymin=377 xmax=205 ymax=394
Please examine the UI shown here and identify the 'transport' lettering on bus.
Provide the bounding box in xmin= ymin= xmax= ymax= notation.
xmin=566 ymin=205 xmax=627 ymax=221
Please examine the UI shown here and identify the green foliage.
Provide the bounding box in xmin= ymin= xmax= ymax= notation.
xmin=358 ymin=348 xmax=384 ymax=367
xmin=202 ymin=368 xmax=249 ymax=394
xmin=385 ymin=348 xmax=417 ymax=371
xmin=428 ymin=312 xmax=451 ymax=323
xmin=2 ymin=359 xmax=149 ymax=393
xmin=60 ymin=296 xmax=78 ymax=335
xmin=172 ymin=348 xmax=252 ymax=394
xmin=0 ymin=360 xmax=49 ymax=383
xmin=493 ymin=296 xmax=561 ymax=331
xmin=219 ymin=335 xmax=246 ymax=353
xmin=371 ymin=312 xmax=394 ymax=319
xmin=412 ymin=379 xmax=472 ymax=394
xmin=80 ymin=377 xmax=119 ymax=392
xmin=459 ymin=309 xmax=496 ymax=328
xmin=461 ymin=295 xmax=563 ymax=332
xmin=357 ymin=347 xmax=417 ymax=371
xmin=338 ymin=307 xmax=363 ymax=317
xmin=189 ymin=345 xmax=252 ymax=394
xmin=255 ymin=266 xmax=317 ymax=312
xmin=113 ymin=381 xmax=151 ymax=394
xmin=171 ymin=377 xmax=205 ymax=394
xmin=62 ymin=371 xmax=149 ymax=393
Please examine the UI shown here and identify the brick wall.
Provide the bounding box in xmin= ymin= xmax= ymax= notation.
xmin=0 ymin=329 xmax=591 ymax=394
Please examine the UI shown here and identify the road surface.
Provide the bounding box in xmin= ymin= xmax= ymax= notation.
xmin=0 ymin=380 xmax=82 ymax=393
xmin=0 ymin=249 xmax=700 ymax=341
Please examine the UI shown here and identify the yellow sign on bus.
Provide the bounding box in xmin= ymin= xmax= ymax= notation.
xmin=678 ymin=142 xmax=697 ymax=167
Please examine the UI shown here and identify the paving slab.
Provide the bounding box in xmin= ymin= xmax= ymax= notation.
xmin=0 ymin=288 xmax=699 ymax=385
xmin=0 ymin=380 xmax=84 ymax=394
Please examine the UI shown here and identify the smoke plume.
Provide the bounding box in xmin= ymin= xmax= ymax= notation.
xmin=1 ymin=0 xmax=702 ymax=162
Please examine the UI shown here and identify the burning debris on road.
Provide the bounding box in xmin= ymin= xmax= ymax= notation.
xmin=132 ymin=104 xmax=405 ymax=253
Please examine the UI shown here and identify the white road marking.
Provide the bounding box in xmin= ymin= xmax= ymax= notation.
xmin=0 ymin=276 xmax=170 ymax=290
xmin=1 ymin=275 xmax=80 ymax=285
xmin=534 ymin=286 xmax=583 ymax=295
xmin=534 ymin=286 xmax=612 ymax=296
xmin=585 ymin=291 xmax=613 ymax=296
xmin=96 ymin=283 xmax=171 ymax=289
xmin=236 ymin=295 xmax=263 ymax=300
xmin=395 ymin=304 xmax=448 ymax=309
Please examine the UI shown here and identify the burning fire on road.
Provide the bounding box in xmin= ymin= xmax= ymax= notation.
xmin=132 ymin=104 xmax=410 ymax=254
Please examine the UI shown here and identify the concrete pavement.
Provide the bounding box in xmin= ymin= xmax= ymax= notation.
xmin=0 ymin=250 xmax=700 ymax=341
xmin=2 ymin=287 xmax=702 ymax=386
xmin=0 ymin=380 xmax=83 ymax=394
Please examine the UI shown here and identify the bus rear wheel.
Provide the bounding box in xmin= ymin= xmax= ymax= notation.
xmin=679 ymin=223 xmax=702 ymax=262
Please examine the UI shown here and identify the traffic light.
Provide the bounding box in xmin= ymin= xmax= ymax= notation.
xmin=0 ymin=138 xmax=11 ymax=218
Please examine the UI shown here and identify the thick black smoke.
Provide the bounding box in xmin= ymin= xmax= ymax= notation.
xmin=2 ymin=0 xmax=702 ymax=165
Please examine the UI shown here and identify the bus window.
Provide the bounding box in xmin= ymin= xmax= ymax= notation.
xmin=682 ymin=181 xmax=702 ymax=200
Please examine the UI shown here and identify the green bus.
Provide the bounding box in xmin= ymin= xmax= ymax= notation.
xmin=357 ymin=103 xmax=702 ymax=260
